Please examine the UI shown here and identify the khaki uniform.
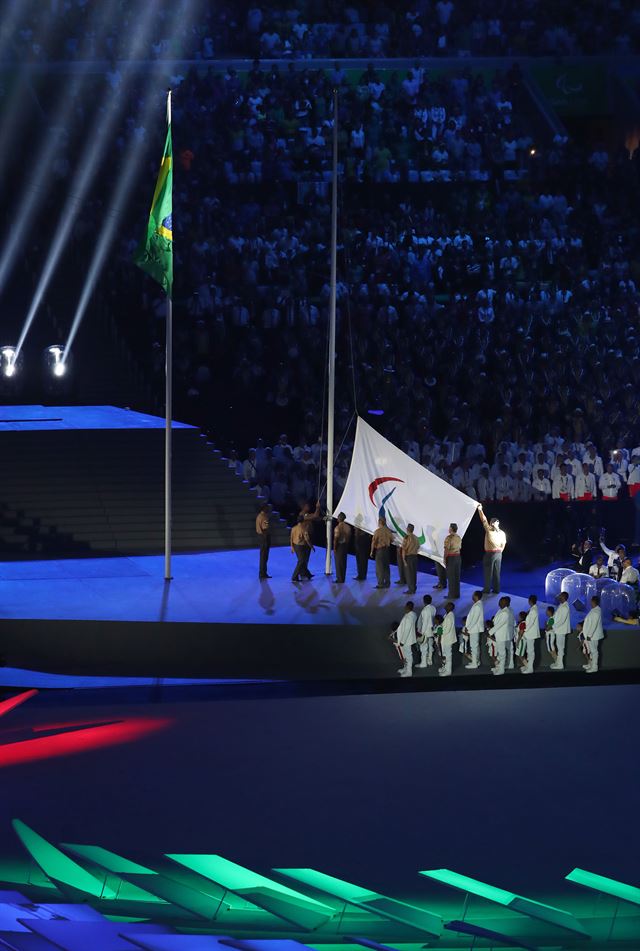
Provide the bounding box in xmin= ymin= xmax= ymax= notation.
xmin=333 ymin=521 xmax=352 ymax=583
xmin=444 ymin=531 xmax=462 ymax=598
xmin=291 ymin=523 xmax=312 ymax=582
xmin=256 ymin=511 xmax=271 ymax=579
xmin=371 ymin=524 xmax=394 ymax=588
xmin=478 ymin=510 xmax=506 ymax=594
xmin=402 ymin=532 xmax=420 ymax=593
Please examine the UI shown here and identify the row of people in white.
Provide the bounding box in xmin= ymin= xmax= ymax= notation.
xmin=447 ymin=462 xmax=629 ymax=502
xmin=394 ymin=591 xmax=604 ymax=677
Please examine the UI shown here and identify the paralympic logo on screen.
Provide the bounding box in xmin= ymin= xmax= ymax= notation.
xmin=368 ymin=476 xmax=426 ymax=544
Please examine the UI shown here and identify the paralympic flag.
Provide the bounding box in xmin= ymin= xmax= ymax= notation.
xmin=134 ymin=115 xmax=173 ymax=295
xmin=334 ymin=417 xmax=478 ymax=566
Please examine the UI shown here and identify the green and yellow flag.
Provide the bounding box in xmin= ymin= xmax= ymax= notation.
xmin=134 ymin=116 xmax=173 ymax=295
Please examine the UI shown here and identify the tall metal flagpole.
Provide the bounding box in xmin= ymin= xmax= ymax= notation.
xmin=164 ymin=88 xmax=173 ymax=581
xmin=325 ymin=88 xmax=338 ymax=575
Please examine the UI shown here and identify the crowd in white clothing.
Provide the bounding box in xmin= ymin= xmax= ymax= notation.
xmin=408 ymin=434 xmax=640 ymax=503
xmin=236 ymin=429 xmax=640 ymax=520
xmin=392 ymin=589 xmax=604 ymax=678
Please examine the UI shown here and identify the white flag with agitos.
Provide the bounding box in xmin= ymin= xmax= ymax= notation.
xmin=334 ymin=417 xmax=478 ymax=566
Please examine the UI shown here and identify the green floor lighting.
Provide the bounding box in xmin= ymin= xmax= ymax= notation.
xmin=167 ymin=855 xmax=335 ymax=930
xmin=420 ymin=869 xmax=590 ymax=937
xmin=12 ymin=819 xmax=116 ymax=899
xmin=566 ymin=868 xmax=640 ymax=906
xmin=276 ymin=868 xmax=441 ymax=937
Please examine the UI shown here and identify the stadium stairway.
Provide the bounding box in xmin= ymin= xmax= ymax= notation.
xmin=0 ymin=427 xmax=290 ymax=557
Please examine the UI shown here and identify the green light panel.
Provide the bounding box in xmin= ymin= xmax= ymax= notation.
xmin=12 ymin=819 xmax=116 ymax=899
xmin=420 ymin=868 xmax=590 ymax=937
xmin=167 ymin=857 xmax=330 ymax=909
xmin=276 ymin=868 xmax=441 ymax=937
xmin=166 ymin=855 xmax=334 ymax=930
xmin=63 ymin=844 xmax=157 ymax=876
xmin=566 ymin=868 xmax=640 ymax=906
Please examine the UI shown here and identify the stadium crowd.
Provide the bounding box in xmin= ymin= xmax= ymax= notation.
xmin=9 ymin=0 xmax=640 ymax=62
xmin=4 ymin=4 xmax=640 ymax=530
xmin=170 ymin=60 xmax=534 ymax=185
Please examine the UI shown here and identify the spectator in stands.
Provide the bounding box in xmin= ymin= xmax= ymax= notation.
xmin=599 ymin=463 xmax=622 ymax=501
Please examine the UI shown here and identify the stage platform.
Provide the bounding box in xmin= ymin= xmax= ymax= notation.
xmin=0 ymin=404 xmax=194 ymax=431
xmin=1 ymin=547 xmax=639 ymax=684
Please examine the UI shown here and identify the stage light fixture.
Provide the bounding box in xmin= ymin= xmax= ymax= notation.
xmin=46 ymin=345 xmax=66 ymax=378
xmin=1 ymin=346 xmax=19 ymax=378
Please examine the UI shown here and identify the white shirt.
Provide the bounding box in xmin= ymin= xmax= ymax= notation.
xmin=464 ymin=600 xmax=485 ymax=635
xmin=621 ymin=565 xmax=639 ymax=586
xmin=582 ymin=452 xmax=604 ymax=477
xmin=511 ymin=461 xmax=532 ymax=478
xmin=589 ymin=563 xmax=608 ymax=578
xmin=396 ymin=611 xmax=417 ymax=647
xmin=524 ymin=604 xmax=540 ymax=639
xmin=575 ymin=471 xmax=597 ymax=497
xmin=477 ymin=475 xmax=495 ymax=500
xmin=554 ymin=600 xmax=571 ymax=636
xmin=599 ymin=473 xmax=621 ymax=498
xmin=552 ymin=473 xmax=574 ymax=499
xmin=582 ymin=606 xmax=604 ymax=641
xmin=495 ymin=474 xmax=514 ymax=499
xmin=440 ymin=610 xmax=457 ymax=647
xmin=417 ymin=603 xmax=436 ymax=637
xmin=600 ymin=541 xmax=624 ymax=570
xmin=492 ymin=606 xmax=515 ymax=642
xmin=627 ymin=465 xmax=640 ymax=487
xmin=531 ymin=476 xmax=551 ymax=499
xmin=565 ymin=456 xmax=582 ymax=477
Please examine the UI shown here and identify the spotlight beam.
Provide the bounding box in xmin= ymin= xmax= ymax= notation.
xmin=63 ymin=0 xmax=199 ymax=362
xmin=14 ymin=0 xmax=163 ymax=362
xmin=0 ymin=0 xmax=122 ymax=302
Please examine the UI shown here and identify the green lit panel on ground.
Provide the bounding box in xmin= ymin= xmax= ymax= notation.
xmin=63 ymin=844 xmax=157 ymax=876
xmin=276 ymin=869 xmax=377 ymax=905
xmin=60 ymin=844 xmax=168 ymax=904
xmin=421 ymin=869 xmax=515 ymax=905
xmin=566 ymin=868 xmax=640 ymax=906
xmin=420 ymin=869 xmax=590 ymax=937
xmin=276 ymin=869 xmax=441 ymax=937
xmin=166 ymin=856 xmax=334 ymax=930
xmin=12 ymin=820 xmax=116 ymax=900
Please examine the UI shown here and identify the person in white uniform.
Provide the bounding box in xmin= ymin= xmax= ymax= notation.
xmin=588 ymin=555 xmax=608 ymax=579
xmin=531 ymin=468 xmax=551 ymax=501
xmin=491 ymin=596 xmax=515 ymax=676
xmin=600 ymin=538 xmax=626 ymax=579
xmin=599 ymin=464 xmax=622 ymax=501
xmin=620 ymin=558 xmax=639 ymax=587
xmin=416 ymin=594 xmax=436 ymax=667
xmin=439 ymin=602 xmax=457 ymax=677
xmin=520 ymin=594 xmax=540 ymax=674
xmin=463 ymin=590 xmax=485 ymax=669
xmin=396 ymin=601 xmax=417 ymax=677
xmin=551 ymin=591 xmax=571 ymax=670
xmin=552 ymin=464 xmax=575 ymax=500
xmin=582 ymin=595 xmax=604 ymax=673
xmin=575 ymin=463 xmax=597 ymax=501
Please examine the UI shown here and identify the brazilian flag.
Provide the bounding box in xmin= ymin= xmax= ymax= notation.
xmin=134 ymin=121 xmax=173 ymax=295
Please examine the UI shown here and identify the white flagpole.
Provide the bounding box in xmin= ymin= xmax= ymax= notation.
xmin=164 ymin=88 xmax=173 ymax=581
xmin=325 ymin=88 xmax=338 ymax=575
